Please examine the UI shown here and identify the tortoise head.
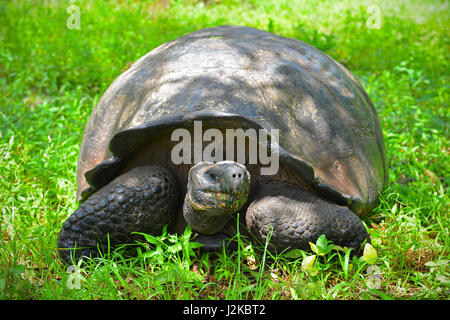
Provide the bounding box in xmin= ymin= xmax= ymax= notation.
xmin=184 ymin=161 xmax=250 ymax=234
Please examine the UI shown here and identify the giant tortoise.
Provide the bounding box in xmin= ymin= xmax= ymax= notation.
xmin=57 ymin=26 xmax=387 ymax=264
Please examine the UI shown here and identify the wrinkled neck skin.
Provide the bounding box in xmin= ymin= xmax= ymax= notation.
xmin=183 ymin=193 xmax=240 ymax=235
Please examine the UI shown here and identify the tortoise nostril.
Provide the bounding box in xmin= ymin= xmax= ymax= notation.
xmin=231 ymin=172 xmax=244 ymax=179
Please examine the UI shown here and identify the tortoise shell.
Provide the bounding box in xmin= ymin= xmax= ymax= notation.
xmin=76 ymin=26 xmax=387 ymax=217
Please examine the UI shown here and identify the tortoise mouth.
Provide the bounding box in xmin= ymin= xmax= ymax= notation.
xmin=190 ymin=189 xmax=247 ymax=212
xmin=201 ymin=189 xmax=242 ymax=198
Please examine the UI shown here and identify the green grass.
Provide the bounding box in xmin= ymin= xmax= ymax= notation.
xmin=0 ymin=0 xmax=448 ymax=300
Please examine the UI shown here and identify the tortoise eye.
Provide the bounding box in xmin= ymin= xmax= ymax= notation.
xmin=208 ymin=172 xmax=217 ymax=180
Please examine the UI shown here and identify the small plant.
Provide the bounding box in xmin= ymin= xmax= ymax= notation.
xmin=284 ymin=235 xmax=387 ymax=299
xmin=285 ymin=235 xmax=379 ymax=278
xmin=133 ymin=225 xmax=204 ymax=270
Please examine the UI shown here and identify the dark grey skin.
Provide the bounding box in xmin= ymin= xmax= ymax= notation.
xmin=57 ymin=26 xmax=387 ymax=264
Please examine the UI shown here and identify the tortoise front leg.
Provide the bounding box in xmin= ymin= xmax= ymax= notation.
xmin=57 ymin=166 xmax=180 ymax=264
xmin=245 ymin=181 xmax=370 ymax=252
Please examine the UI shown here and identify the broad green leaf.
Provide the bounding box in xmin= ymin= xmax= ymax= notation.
xmin=302 ymin=254 xmax=317 ymax=273
xmin=188 ymin=242 xmax=205 ymax=249
xmin=132 ymin=232 xmax=166 ymax=247
xmin=285 ymin=249 xmax=303 ymax=259
xmin=316 ymin=234 xmax=328 ymax=252
xmin=309 ymin=242 xmax=320 ymax=255
xmin=341 ymin=248 xmax=353 ymax=278
xmin=363 ymin=243 xmax=378 ymax=264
